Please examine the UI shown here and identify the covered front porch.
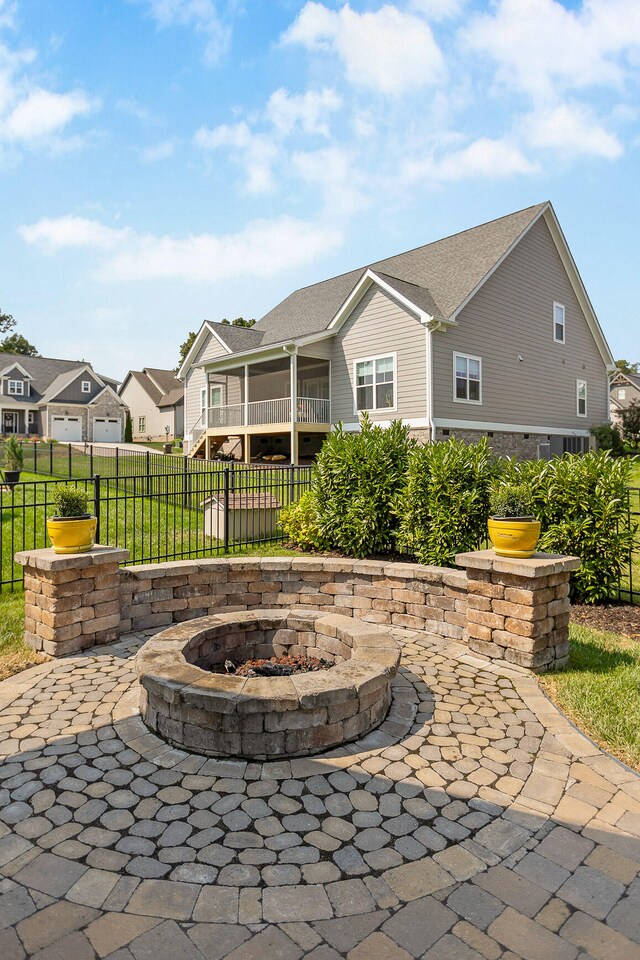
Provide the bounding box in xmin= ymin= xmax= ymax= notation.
xmin=1 ymin=407 xmax=38 ymax=437
xmin=190 ymin=353 xmax=331 ymax=464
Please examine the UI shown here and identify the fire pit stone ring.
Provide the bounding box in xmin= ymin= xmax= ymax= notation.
xmin=135 ymin=609 xmax=401 ymax=759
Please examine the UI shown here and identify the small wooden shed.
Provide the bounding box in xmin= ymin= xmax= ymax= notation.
xmin=201 ymin=492 xmax=281 ymax=543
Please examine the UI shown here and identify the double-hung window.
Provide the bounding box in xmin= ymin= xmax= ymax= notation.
xmin=81 ymin=380 xmax=91 ymax=393
xmin=138 ymin=416 xmax=146 ymax=433
xmin=355 ymin=354 xmax=395 ymax=412
xmin=577 ymin=379 xmax=587 ymax=417
xmin=8 ymin=380 xmax=24 ymax=395
xmin=617 ymin=388 xmax=626 ymax=400
xmin=454 ymin=353 xmax=482 ymax=404
xmin=553 ymin=303 xmax=565 ymax=343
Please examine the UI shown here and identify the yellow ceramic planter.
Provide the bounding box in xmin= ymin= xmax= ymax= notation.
xmin=487 ymin=517 xmax=541 ymax=559
xmin=47 ymin=516 xmax=97 ymax=555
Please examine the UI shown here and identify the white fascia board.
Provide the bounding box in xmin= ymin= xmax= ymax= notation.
xmin=542 ymin=206 xmax=615 ymax=372
xmin=44 ymin=364 xmax=102 ymax=403
xmin=196 ymin=330 xmax=335 ymax=373
xmin=177 ymin=321 xmax=232 ymax=381
xmin=327 ymin=269 xmax=432 ymax=332
xmin=433 ymin=417 xmax=590 ymax=436
xmin=0 ymin=361 xmax=32 ymax=379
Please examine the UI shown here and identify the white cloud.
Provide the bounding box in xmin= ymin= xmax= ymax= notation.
xmin=3 ymin=88 xmax=94 ymax=141
xmin=0 ymin=0 xmax=16 ymax=29
xmin=409 ymin=0 xmax=465 ymax=21
xmin=194 ymin=121 xmax=279 ymax=193
xmin=403 ymin=137 xmax=538 ymax=183
xmin=281 ymin=2 xmax=444 ymax=95
xmin=463 ymin=0 xmax=640 ymax=100
xmin=292 ymin=145 xmax=368 ymax=217
xmin=522 ymin=102 xmax=623 ymax=159
xmin=138 ymin=0 xmax=231 ymax=64
xmin=140 ymin=138 xmax=178 ymax=162
xmin=265 ymin=87 xmax=342 ymax=137
xmin=20 ymin=213 xmax=344 ymax=283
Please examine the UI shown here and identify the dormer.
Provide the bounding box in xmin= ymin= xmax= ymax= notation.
xmin=0 ymin=362 xmax=33 ymax=398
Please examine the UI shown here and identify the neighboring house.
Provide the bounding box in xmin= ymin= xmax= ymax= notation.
xmin=609 ymin=371 xmax=640 ymax=430
xmin=119 ymin=368 xmax=185 ymax=441
xmin=0 ymin=353 xmax=125 ymax=442
xmin=179 ymin=202 xmax=614 ymax=464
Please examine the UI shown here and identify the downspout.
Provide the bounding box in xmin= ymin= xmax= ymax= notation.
xmin=425 ymin=319 xmax=436 ymax=443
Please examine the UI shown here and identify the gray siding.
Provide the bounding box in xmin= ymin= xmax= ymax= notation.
xmin=2 ymin=372 xmax=31 ymax=397
xmin=432 ymin=217 xmax=609 ymax=430
xmin=331 ymin=285 xmax=426 ymax=424
xmin=54 ymin=371 xmax=103 ymax=404
xmin=610 ymin=375 xmax=640 ymax=410
xmin=185 ymin=332 xmax=229 ymax=433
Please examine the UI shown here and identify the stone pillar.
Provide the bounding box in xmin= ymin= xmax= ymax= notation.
xmin=15 ymin=545 xmax=130 ymax=657
xmin=455 ymin=549 xmax=580 ymax=673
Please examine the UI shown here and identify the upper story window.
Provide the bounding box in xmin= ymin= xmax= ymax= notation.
xmin=454 ymin=352 xmax=482 ymax=404
xmin=81 ymin=380 xmax=91 ymax=393
xmin=354 ymin=354 xmax=396 ymax=412
xmin=617 ymin=387 xmax=626 ymax=400
xmin=577 ymin=379 xmax=587 ymax=417
xmin=553 ymin=302 xmax=565 ymax=343
xmin=138 ymin=416 xmax=146 ymax=433
xmin=8 ymin=380 xmax=24 ymax=395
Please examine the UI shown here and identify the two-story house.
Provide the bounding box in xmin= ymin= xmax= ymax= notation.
xmin=610 ymin=371 xmax=640 ymax=430
xmin=119 ymin=367 xmax=184 ymax=442
xmin=0 ymin=353 xmax=125 ymax=442
xmin=179 ymin=202 xmax=614 ymax=464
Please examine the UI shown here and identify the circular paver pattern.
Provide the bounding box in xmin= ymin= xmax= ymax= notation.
xmin=2 ymin=624 xmax=640 ymax=960
xmin=0 ymin=630 xmax=544 ymax=889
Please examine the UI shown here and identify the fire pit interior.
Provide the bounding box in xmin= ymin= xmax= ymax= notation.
xmin=136 ymin=609 xmax=401 ymax=759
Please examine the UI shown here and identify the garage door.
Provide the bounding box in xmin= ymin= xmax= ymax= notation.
xmin=93 ymin=418 xmax=121 ymax=443
xmin=50 ymin=416 xmax=82 ymax=442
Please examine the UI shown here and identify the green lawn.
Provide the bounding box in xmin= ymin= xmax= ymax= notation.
xmin=629 ymin=457 xmax=640 ymax=488
xmin=541 ymin=623 xmax=640 ymax=770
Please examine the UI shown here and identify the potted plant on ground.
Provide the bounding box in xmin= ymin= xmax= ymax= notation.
xmin=47 ymin=485 xmax=97 ymax=555
xmin=488 ymin=483 xmax=541 ymax=558
xmin=2 ymin=436 xmax=24 ymax=489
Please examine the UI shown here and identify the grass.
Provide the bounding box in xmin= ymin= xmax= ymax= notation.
xmin=0 ymin=593 xmax=47 ymax=681
xmin=541 ymin=623 xmax=640 ymax=770
xmin=629 ymin=457 xmax=640 ymax=488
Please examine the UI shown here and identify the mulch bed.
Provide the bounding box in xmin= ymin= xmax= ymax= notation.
xmin=214 ymin=655 xmax=333 ymax=678
xmin=571 ymin=603 xmax=640 ymax=640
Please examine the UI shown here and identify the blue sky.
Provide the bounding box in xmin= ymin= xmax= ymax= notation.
xmin=1 ymin=0 xmax=639 ymax=379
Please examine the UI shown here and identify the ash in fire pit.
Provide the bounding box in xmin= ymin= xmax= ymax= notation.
xmin=221 ymin=655 xmax=332 ymax=677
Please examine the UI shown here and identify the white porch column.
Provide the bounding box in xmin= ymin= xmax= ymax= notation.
xmin=243 ymin=365 xmax=250 ymax=464
xmin=290 ymin=350 xmax=298 ymax=465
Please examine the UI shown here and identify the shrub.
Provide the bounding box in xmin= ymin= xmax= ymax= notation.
xmin=124 ymin=412 xmax=133 ymax=443
xmin=505 ymin=452 xmax=636 ymax=603
xmin=490 ymin=483 xmax=533 ymax=518
xmin=621 ymin=399 xmax=640 ymax=448
xmin=3 ymin=436 xmax=23 ymax=471
xmin=51 ymin=485 xmax=90 ymax=518
xmin=308 ymin=415 xmax=412 ymax=558
xmin=397 ymin=436 xmax=497 ymax=566
xmin=590 ymin=423 xmax=624 ymax=456
xmin=279 ymin=491 xmax=327 ymax=551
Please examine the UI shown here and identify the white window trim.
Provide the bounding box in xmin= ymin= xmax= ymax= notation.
xmin=617 ymin=388 xmax=626 ymax=400
xmin=553 ymin=302 xmax=565 ymax=344
xmin=453 ymin=352 xmax=483 ymax=406
xmin=81 ymin=380 xmax=91 ymax=393
xmin=576 ymin=379 xmax=587 ymax=418
xmin=8 ymin=380 xmax=24 ymax=395
xmin=138 ymin=416 xmax=146 ymax=433
xmin=210 ymin=384 xmax=224 ymax=406
xmin=352 ymin=352 xmax=397 ymax=416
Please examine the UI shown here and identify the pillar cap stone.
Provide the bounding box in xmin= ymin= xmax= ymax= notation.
xmin=15 ymin=544 xmax=130 ymax=570
xmin=455 ymin=548 xmax=580 ymax=578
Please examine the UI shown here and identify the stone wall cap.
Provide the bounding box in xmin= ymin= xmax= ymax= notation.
xmin=455 ymin=549 xmax=580 ymax=576
xmin=15 ymin=544 xmax=130 ymax=570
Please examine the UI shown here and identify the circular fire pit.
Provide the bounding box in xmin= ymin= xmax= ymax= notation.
xmin=135 ymin=609 xmax=401 ymax=759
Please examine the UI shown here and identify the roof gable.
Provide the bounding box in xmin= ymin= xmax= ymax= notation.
xmin=0 ymin=361 xmax=32 ymax=379
xmin=40 ymin=365 xmax=104 ymax=403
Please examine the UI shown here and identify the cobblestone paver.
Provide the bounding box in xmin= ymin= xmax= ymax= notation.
xmin=1 ymin=628 xmax=640 ymax=958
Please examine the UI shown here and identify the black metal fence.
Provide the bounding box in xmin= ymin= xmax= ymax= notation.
xmin=0 ymin=465 xmax=312 ymax=592
xmin=616 ymin=486 xmax=640 ymax=605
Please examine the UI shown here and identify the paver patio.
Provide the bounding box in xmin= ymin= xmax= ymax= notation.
xmin=1 ymin=627 xmax=640 ymax=959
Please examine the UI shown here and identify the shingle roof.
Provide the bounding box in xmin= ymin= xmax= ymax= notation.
xmin=206 ymin=322 xmax=265 ymax=352
xmin=0 ymin=353 xmax=117 ymax=405
xmin=145 ymin=368 xmax=183 ymax=396
xmin=124 ymin=368 xmax=183 ymax=409
xmin=247 ymin=202 xmax=547 ymax=348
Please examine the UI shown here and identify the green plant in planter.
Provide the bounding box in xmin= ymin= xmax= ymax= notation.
xmin=51 ymin=485 xmax=90 ymax=518
xmin=490 ymin=484 xmax=533 ymax=519
xmin=4 ymin=436 xmax=24 ymax=472
xmin=47 ymin=485 xmax=96 ymax=554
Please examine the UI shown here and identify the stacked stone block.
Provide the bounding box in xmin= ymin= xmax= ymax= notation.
xmin=16 ymin=546 xmax=129 ymax=656
xmin=456 ymin=549 xmax=580 ymax=672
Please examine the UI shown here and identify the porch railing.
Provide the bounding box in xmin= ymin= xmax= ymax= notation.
xmin=201 ymin=396 xmax=330 ymax=431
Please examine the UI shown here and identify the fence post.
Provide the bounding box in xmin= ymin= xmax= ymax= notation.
xmin=90 ymin=444 xmax=93 ymax=477
xmin=68 ymin=443 xmax=72 ymax=478
xmin=223 ymin=466 xmax=230 ymax=552
xmin=93 ymin=474 xmax=101 ymax=543
xmin=33 ymin=441 xmax=37 ymax=473
xmin=146 ymin=450 xmax=151 ymax=496
xmin=116 ymin=446 xmax=119 ymax=481
xmin=289 ymin=464 xmax=295 ymax=505
xmin=49 ymin=442 xmax=53 ymax=475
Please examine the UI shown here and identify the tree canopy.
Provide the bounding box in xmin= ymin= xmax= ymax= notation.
xmin=221 ymin=317 xmax=256 ymax=328
xmin=615 ymin=359 xmax=639 ymax=376
xmin=0 ymin=333 xmax=40 ymax=356
xmin=0 ymin=309 xmax=16 ymax=336
xmin=177 ymin=318 xmax=257 ymax=369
